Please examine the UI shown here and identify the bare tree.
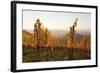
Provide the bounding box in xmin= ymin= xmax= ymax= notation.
xmin=34 ymin=18 xmax=42 ymax=61
xmin=67 ymin=18 xmax=78 ymax=60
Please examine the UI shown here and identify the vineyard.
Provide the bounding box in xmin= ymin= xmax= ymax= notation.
xmin=23 ymin=47 xmax=90 ymax=62
xmin=22 ymin=18 xmax=91 ymax=62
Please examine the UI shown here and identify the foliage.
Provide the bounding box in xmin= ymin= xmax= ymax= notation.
xmin=22 ymin=18 xmax=91 ymax=62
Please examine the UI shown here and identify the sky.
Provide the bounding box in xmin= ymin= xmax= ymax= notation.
xmin=23 ymin=10 xmax=91 ymax=32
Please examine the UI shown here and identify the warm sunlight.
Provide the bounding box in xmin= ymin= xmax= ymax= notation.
xmin=23 ymin=10 xmax=91 ymax=32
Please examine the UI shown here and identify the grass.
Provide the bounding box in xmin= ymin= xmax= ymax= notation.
xmin=23 ymin=47 xmax=91 ymax=63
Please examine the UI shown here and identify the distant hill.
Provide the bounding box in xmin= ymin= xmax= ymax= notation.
xmin=49 ymin=29 xmax=90 ymax=48
xmin=49 ymin=30 xmax=67 ymax=38
xmin=77 ymin=31 xmax=90 ymax=36
xmin=22 ymin=29 xmax=91 ymax=49
xmin=49 ymin=29 xmax=90 ymax=38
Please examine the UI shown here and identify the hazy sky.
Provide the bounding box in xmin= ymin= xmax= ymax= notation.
xmin=23 ymin=10 xmax=91 ymax=32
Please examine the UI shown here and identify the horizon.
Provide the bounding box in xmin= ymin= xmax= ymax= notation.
xmin=23 ymin=29 xmax=90 ymax=36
